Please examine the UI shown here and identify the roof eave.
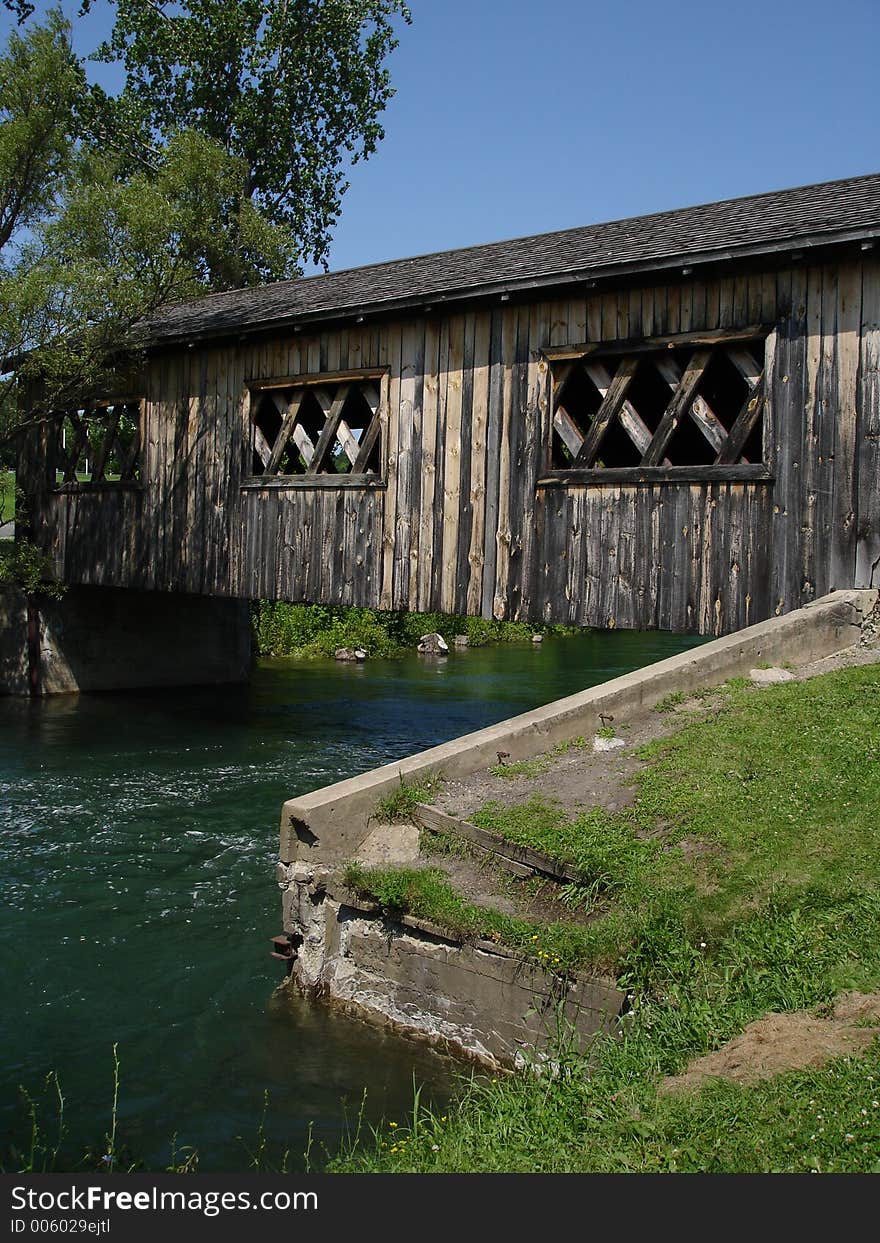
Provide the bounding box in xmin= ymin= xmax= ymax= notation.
xmin=145 ymin=223 xmax=880 ymax=351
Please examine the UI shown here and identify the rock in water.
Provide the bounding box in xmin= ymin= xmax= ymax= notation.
xmin=334 ymin=647 xmax=358 ymax=662
xmin=417 ymin=632 xmax=449 ymax=655
xmin=453 ymin=634 xmax=470 ymax=647
xmin=531 ymin=634 xmax=543 ymax=644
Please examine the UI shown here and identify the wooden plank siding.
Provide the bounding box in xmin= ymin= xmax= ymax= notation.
xmin=20 ymin=257 xmax=880 ymax=636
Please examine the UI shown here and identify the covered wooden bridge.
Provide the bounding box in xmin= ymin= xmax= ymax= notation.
xmin=17 ymin=172 xmax=880 ymax=639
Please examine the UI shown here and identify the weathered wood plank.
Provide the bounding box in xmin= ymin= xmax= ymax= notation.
xmin=642 ymin=349 xmax=712 ymax=466
xmin=574 ymin=356 xmax=640 ymax=467
xmin=856 ymin=261 xmax=880 ymax=589
xmin=414 ymin=804 xmax=584 ymax=884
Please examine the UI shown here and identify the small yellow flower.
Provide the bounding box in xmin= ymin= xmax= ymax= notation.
xmin=389 ymin=1121 xmax=398 ymax=1128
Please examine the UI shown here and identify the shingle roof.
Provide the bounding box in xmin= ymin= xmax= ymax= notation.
xmin=146 ymin=172 xmax=880 ymax=345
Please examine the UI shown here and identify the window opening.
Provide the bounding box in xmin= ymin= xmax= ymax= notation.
xmin=549 ymin=337 xmax=766 ymax=471
xmin=250 ymin=376 xmax=383 ymax=478
xmin=54 ymin=400 xmax=142 ymax=485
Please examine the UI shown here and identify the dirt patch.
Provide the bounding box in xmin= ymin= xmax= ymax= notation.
xmin=659 ymin=992 xmax=880 ymax=1094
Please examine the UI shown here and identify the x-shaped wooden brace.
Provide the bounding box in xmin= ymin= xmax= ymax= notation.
xmin=60 ymin=403 xmax=140 ymax=482
xmin=257 ymin=383 xmax=382 ymax=475
xmin=553 ymin=344 xmax=764 ymax=469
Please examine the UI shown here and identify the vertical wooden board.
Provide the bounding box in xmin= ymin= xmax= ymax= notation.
xmin=440 ymin=314 xmax=465 ymax=614
xmin=666 ymin=284 xmax=681 ymax=336
xmin=568 ymin=488 xmax=588 ymax=624
xmin=504 ymin=307 xmax=533 ymax=620
xmin=171 ymin=352 xmax=191 ymax=589
xmin=733 ymin=275 xmax=749 ymax=326
xmin=430 ymin=321 xmax=450 ymax=610
xmin=690 ymin=280 xmax=707 ymax=333
xmin=697 ymin=484 xmax=718 ymax=632
xmin=599 ymin=486 xmax=623 ymax=628
xmin=718 ymin=278 xmax=734 ymax=329
xmin=600 ymin=293 xmax=617 ymax=342
xmin=611 ymin=486 xmax=636 ymax=629
xmin=466 ymin=312 xmax=491 ymax=615
xmin=704 ymin=276 xmax=720 ymax=330
xmin=856 ymin=262 xmax=880 ymax=588
xmin=727 ymin=484 xmax=748 ymax=631
xmin=652 ymin=283 xmax=669 ymax=336
xmin=380 ymin=325 xmax=402 ymax=609
xmin=481 ymin=308 xmax=505 ymax=618
xmin=586 ymin=293 xmax=602 ymax=343
xmin=813 ymin=265 xmax=840 ymax=598
xmin=570 ymin=297 xmax=588 ymax=344
xmin=829 ymin=262 xmax=861 ymax=590
xmin=417 ymin=318 xmax=441 ymax=611
xmin=331 ymin=487 xmax=346 ymax=603
xmin=762 ymin=271 xmax=780 ymax=324
xmin=679 ymin=281 xmax=694 ymax=334
xmin=800 ymin=266 xmax=824 ymax=603
xmin=520 ymin=302 xmax=551 ymax=620
xmin=454 ymin=312 xmax=476 ymax=615
xmin=548 ymin=300 xmax=568 ymax=347
xmin=640 ymin=285 xmax=655 ymax=339
xmin=615 ymin=290 xmax=630 ymax=341
xmin=492 ymin=307 xmax=517 ymax=619
xmin=766 ymin=266 xmax=802 ymax=615
xmin=628 ymin=288 xmax=643 ymax=340
xmin=394 ymin=321 xmax=424 ymax=609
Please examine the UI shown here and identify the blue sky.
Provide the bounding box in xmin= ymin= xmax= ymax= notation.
xmin=5 ymin=0 xmax=879 ymax=274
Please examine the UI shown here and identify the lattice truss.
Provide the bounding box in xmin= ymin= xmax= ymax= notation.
xmin=250 ymin=378 xmax=383 ymax=477
xmin=55 ymin=401 xmax=142 ymax=484
xmin=550 ymin=339 xmax=766 ymax=470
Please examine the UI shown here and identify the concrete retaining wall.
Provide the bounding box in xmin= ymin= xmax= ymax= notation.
xmin=278 ymin=863 xmax=624 ymax=1070
xmin=280 ymin=588 xmax=878 ymax=864
xmin=0 ymin=585 xmax=254 ymax=695
xmin=276 ymin=587 xmax=877 ymax=1067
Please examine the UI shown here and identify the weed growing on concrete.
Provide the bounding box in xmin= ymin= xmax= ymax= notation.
xmin=373 ymin=772 xmax=444 ymax=823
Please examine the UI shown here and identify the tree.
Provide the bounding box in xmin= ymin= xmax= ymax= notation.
xmin=87 ymin=0 xmax=410 ymax=276
xmin=1 ymin=0 xmax=410 ymax=451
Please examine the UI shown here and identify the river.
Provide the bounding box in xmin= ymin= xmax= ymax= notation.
xmin=0 ymin=628 xmax=703 ymax=1170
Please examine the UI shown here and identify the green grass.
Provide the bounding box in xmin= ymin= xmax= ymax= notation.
xmin=373 ymin=772 xmax=444 ymax=823
xmin=333 ymin=663 xmax=880 ymax=1172
xmin=1 ymin=470 xmax=15 ymax=526
xmin=253 ymin=601 xmax=577 ymax=660
xmin=343 ymin=861 xmax=590 ymax=972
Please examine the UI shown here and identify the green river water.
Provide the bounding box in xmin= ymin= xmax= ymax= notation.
xmin=0 ymin=629 xmax=703 ymax=1171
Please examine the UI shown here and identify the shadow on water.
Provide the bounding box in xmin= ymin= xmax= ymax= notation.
xmin=0 ymin=629 xmax=705 ymax=1170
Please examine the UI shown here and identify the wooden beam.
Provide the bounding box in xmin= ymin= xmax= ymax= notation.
xmin=310 ymin=383 xmax=351 ymax=472
xmin=573 ymin=356 xmax=639 ymax=467
xmin=62 ymin=410 xmax=90 ymax=482
xmin=542 ymin=324 xmax=769 ymax=362
xmin=250 ymin=367 xmax=385 ymax=392
xmin=266 ymin=389 xmax=305 ymax=475
xmin=252 ymin=422 xmax=272 ymax=469
xmin=641 ymin=348 xmax=712 ymax=466
xmin=725 ymin=345 xmax=763 ymax=388
xmin=414 ymin=803 xmax=584 ymax=883
xmin=291 ymin=422 xmax=316 ymax=468
xmin=352 ymin=412 xmax=382 ymax=472
xmin=552 ymin=404 xmax=585 ymax=458
xmin=716 ymin=375 xmax=765 ymax=465
xmin=654 ymin=354 xmax=728 ymax=456
xmin=536 ymin=463 xmax=773 ymax=486
xmin=583 ymin=359 xmax=657 ymax=459
xmin=89 ymin=404 xmax=122 ymax=482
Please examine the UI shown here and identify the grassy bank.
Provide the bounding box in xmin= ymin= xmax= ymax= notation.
xmin=333 ymin=663 xmax=880 ymax=1172
xmin=253 ymin=600 xmax=574 ymax=659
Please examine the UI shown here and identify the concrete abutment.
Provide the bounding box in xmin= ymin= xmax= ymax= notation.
xmin=0 ymin=585 xmax=253 ymax=695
